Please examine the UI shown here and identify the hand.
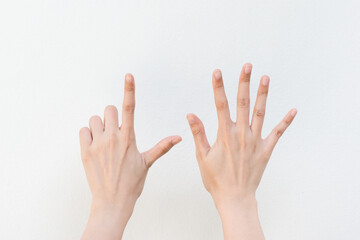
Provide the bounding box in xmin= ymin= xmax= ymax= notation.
xmin=187 ymin=63 xmax=297 ymax=240
xmin=79 ymin=74 xmax=182 ymax=240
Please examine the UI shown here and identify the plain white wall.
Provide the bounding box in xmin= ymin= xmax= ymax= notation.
xmin=1 ymin=0 xmax=360 ymax=239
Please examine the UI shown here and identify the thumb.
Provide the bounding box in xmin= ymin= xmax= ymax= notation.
xmin=142 ymin=135 xmax=182 ymax=168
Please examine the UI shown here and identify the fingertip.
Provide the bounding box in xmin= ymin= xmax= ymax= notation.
xmin=243 ymin=63 xmax=253 ymax=74
xmin=104 ymin=105 xmax=118 ymax=114
xmin=171 ymin=135 xmax=182 ymax=145
xmin=79 ymin=127 xmax=89 ymax=136
xmin=186 ymin=113 xmax=197 ymax=124
xmin=213 ymin=69 xmax=222 ymax=80
xmin=290 ymin=108 xmax=298 ymax=117
xmin=89 ymin=115 xmax=102 ymax=126
xmin=125 ymin=73 xmax=134 ymax=81
xmin=261 ymin=75 xmax=270 ymax=86
xmin=186 ymin=113 xmax=194 ymax=120
xmin=124 ymin=73 xmax=135 ymax=91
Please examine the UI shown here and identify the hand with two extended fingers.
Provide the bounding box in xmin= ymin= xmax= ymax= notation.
xmin=186 ymin=63 xmax=297 ymax=240
xmin=79 ymin=74 xmax=181 ymax=240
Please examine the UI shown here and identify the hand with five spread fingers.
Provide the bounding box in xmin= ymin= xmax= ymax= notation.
xmin=79 ymin=74 xmax=182 ymax=240
xmin=187 ymin=63 xmax=297 ymax=240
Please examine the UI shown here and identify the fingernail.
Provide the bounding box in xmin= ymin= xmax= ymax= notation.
xmin=214 ymin=70 xmax=222 ymax=80
xmin=262 ymin=76 xmax=269 ymax=86
xmin=290 ymin=109 xmax=297 ymax=117
xmin=172 ymin=136 xmax=182 ymax=144
xmin=244 ymin=63 xmax=252 ymax=74
xmin=125 ymin=74 xmax=133 ymax=82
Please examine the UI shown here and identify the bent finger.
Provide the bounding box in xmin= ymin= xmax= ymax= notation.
xmin=89 ymin=115 xmax=104 ymax=139
xmin=104 ymin=105 xmax=119 ymax=132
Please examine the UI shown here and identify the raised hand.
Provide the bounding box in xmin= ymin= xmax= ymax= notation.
xmin=187 ymin=64 xmax=297 ymax=240
xmin=79 ymin=74 xmax=182 ymax=240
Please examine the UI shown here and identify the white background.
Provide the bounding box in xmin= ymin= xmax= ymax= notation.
xmin=1 ymin=0 xmax=360 ymax=239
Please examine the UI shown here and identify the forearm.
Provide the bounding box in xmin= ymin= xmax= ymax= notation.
xmin=82 ymin=201 xmax=134 ymax=240
xmin=215 ymin=195 xmax=265 ymax=240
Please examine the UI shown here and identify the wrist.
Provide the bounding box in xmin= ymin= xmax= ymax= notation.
xmin=213 ymin=194 xmax=264 ymax=240
xmin=213 ymin=193 xmax=258 ymax=217
xmin=90 ymin=198 xmax=135 ymax=222
xmin=82 ymin=200 xmax=135 ymax=240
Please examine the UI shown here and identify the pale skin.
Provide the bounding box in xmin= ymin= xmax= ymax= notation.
xmin=79 ymin=64 xmax=296 ymax=239
xmin=79 ymin=74 xmax=182 ymax=240
xmin=186 ymin=63 xmax=297 ymax=240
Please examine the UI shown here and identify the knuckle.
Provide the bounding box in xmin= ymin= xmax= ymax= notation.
xmin=123 ymin=104 xmax=135 ymax=113
xmin=91 ymin=143 xmax=103 ymax=154
xmin=81 ymin=150 xmax=90 ymax=161
xmin=195 ymin=150 xmax=203 ymax=160
xmin=144 ymin=159 xmax=153 ymax=169
xmin=257 ymin=89 xmax=268 ymax=96
xmin=284 ymin=118 xmax=292 ymax=125
xmin=213 ymin=79 xmax=224 ymax=89
xmin=216 ymin=100 xmax=228 ymax=110
xmin=107 ymin=131 xmax=119 ymax=142
xmin=125 ymin=82 xmax=135 ymax=91
xmin=237 ymin=97 xmax=250 ymax=108
xmin=120 ymin=133 xmax=135 ymax=146
xmin=274 ymin=128 xmax=283 ymax=137
xmin=191 ymin=125 xmax=202 ymax=136
xmin=240 ymin=76 xmax=250 ymax=82
xmin=160 ymin=144 xmax=171 ymax=155
xmin=255 ymin=109 xmax=265 ymax=118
